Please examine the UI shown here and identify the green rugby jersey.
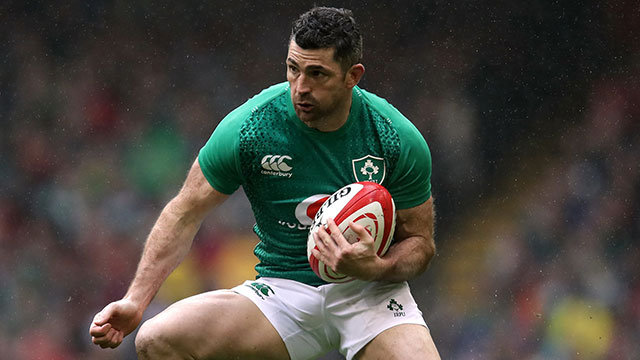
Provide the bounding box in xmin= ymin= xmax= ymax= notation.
xmin=199 ymin=82 xmax=432 ymax=286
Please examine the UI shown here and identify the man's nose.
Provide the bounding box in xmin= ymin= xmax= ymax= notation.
xmin=295 ymin=74 xmax=311 ymax=95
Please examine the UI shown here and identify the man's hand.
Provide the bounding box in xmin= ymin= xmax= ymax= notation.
xmin=89 ymin=160 xmax=228 ymax=350
xmin=311 ymin=218 xmax=385 ymax=281
xmin=89 ymin=298 xmax=143 ymax=349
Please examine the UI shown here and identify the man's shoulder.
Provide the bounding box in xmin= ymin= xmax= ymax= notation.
xmin=356 ymin=87 xmax=409 ymax=123
xmin=356 ymin=87 xmax=421 ymax=138
xmin=210 ymin=83 xmax=289 ymax=139
xmin=250 ymin=82 xmax=290 ymax=104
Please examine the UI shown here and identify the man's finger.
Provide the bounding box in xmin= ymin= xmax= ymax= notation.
xmin=327 ymin=218 xmax=352 ymax=249
xmin=94 ymin=328 xmax=120 ymax=348
xmin=110 ymin=332 xmax=124 ymax=349
xmin=92 ymin=306 xmax=113 ymax=326
xmin=349 ymin=221 xmax=373 ymax=244
xmin=318 ymin=221 xmax=339 ymax=251
xmin=89 ymin=322 xmax=111 ymax=338
xmin=311 ymin=248 xmax=326 ymax=264
xmin=103 ymin=328 xmax=120 ymax=347
xmin=314 ymin=231 xmax=328 ymax=253
xmin=313 ymin=234 xmax=337 ymax=268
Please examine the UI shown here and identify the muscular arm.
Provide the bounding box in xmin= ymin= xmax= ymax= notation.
xmin=126 ymin=159 xmax=228 ymax=309
xmin=314 ymin=196 xmax=436 ymax=283
xmin=375 ymin=196 xmax=436 ymax=282
xmin=90 ymin=158 xmax=228 ymax=349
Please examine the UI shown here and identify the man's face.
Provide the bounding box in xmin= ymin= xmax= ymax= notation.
xmin=286 ymin=40 xmax=351 ymax=127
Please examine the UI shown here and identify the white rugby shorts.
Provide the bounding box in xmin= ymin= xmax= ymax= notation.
xmin=232 ymin=277 xmax=428 ymax=360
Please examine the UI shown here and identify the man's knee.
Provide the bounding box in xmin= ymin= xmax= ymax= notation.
xmin=135 ymin=319 xmax=176 ymax=358
xmin=134 ymin=291 xmax=288 ymax=359
xmin=133 ymin=298 xmax=238 ymax=359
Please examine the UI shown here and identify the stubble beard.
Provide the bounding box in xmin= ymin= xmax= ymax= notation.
xmin=295 ymin=94 xmax=348 ymax=131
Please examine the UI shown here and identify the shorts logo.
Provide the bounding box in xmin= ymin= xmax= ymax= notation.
xmin=261 ymin=155 xmax=293 ymax=178
xmin=245 ymin=282 xmax=275 ymax=300
xmin=352 ymin=155 xmax=385 ymax=184
xmin=387 ymin=298 xmax=405 ymax=317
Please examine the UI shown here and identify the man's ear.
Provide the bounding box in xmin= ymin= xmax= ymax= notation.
xmin=345 ymin=64 xmax=365 ymax=88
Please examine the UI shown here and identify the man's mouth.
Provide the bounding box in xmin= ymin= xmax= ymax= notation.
xmin=296 ymin=102 xmax=314 ymax=112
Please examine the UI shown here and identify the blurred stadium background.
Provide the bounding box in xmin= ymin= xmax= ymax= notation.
xmin=1 ymin=1 xmax=638 ymax=359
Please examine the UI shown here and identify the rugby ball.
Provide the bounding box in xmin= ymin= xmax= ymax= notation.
xmin=307 ymin=182 xmax=396 ymax=283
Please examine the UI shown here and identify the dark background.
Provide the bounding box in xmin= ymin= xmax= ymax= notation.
xmin=1 ymin=1 xmax=638 ymax=359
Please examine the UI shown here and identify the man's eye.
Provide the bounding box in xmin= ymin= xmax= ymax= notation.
xmin=288 ymin=65 xmax=299 ymax=73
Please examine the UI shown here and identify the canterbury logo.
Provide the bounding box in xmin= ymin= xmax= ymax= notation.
xmin=261 ymin=155 xmax=292 ymax=172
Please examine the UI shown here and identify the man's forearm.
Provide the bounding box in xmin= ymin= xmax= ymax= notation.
xmin=373 ymin=197 xmax=436 ymax=283
xmin=124 ymin=197 xmax=205 ymax=309
xmin=375 ymin=236 xmax=435 ymax=282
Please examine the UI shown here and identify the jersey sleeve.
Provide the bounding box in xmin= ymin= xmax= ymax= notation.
xmin=198 ymin=113 xmax=244 ymax=195
xmin=199 ymin=82 xmax=291 ymax=194
xmin=387 ymin=121 xmax=432 ymax=210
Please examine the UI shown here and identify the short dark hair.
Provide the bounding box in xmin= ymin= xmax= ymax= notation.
xmin=291 ymin=7 xmax=363 ymax=71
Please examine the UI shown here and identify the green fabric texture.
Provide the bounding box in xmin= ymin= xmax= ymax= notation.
xmin=199 ymin=82 xmax=431 ymax=285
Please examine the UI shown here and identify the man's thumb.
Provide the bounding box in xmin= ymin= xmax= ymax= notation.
xmin=93 ymin=305 xmax=114 ymax=326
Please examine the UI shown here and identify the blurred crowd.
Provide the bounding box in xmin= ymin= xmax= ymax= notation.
xmin=427 ymin=75 xmax=640 ymax=359
xmin=0 ymin=1 xmax=637 ymax=359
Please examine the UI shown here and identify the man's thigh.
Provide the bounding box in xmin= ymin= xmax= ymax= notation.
xmin=355 ymin=324 xmax=440 ymax=360
xmin=137 ymin=290 xmax=289 ymax=360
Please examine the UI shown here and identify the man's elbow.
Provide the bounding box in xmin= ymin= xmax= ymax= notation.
xmin=421 ymin=240 xmax=436 ymax=273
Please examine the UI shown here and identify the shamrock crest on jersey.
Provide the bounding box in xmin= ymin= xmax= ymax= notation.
xmin=352 ymin=155 xmax=386 ymax=183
